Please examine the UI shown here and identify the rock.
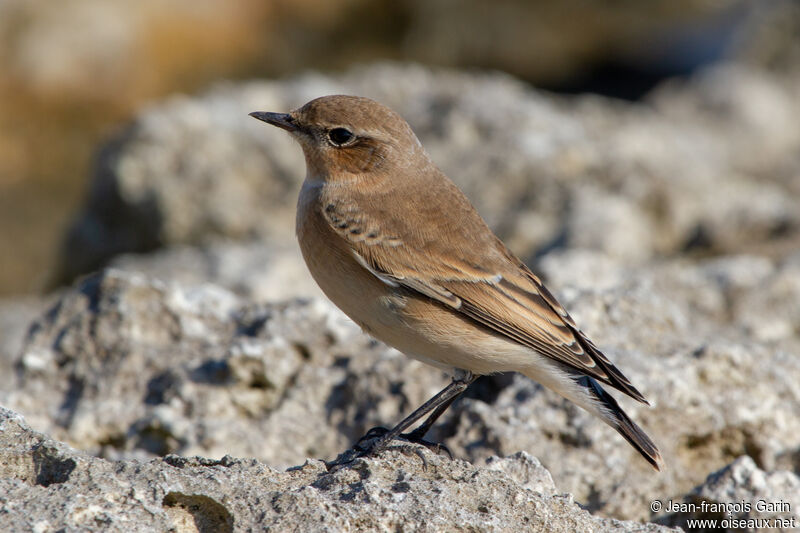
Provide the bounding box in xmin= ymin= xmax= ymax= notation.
xmin=0 ymin=406 xmax=678 ymax=532
xmin=7 ymin=248 xmax=800 ymax=523
xmin=2 ymin=9 xmax=797 ymax=529
xmin=0 ymin=296 xmax=50 ymax=390
xmin=2 ymin=268 xmax=448 ymax=467
xmin=108 ymin=239 xmax=323 ymax=302
xmin=732 ymin=0 xmax=800 ymax=75
xmin=11 ymin=57 xmax=800 ymax=521
xmin=438 ymin=250 xmax=800 ymax=521
xmin=57 ymin=61 xmax=800 ymax=284
xmin=484 ymin=451 xmax=558 ymax=496
xmin=663 ymin=456 xmax=800 ymax=532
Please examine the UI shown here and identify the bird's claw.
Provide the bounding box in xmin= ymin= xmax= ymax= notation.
xmin=354 ymin=425 xmax=453 ymax=459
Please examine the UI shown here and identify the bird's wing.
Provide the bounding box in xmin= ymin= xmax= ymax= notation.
xmin=438 ymin=265 xmax=649 ymax=404
xmin=323 ymin=197 xmax=647 ymax=403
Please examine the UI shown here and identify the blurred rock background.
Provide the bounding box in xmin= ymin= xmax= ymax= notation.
xmin=1 ymin=1 xmax=800 ymax=530
xmin=0 ymin=0 xmax=795 ymax=294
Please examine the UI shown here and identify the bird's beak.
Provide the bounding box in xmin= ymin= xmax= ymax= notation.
xmin=249 ymin=111 xmax=299 ymax=132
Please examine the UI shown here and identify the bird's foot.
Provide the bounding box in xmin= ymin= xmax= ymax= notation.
xmin=325 ymin=426 xmax=452 ymax=472
xmin=354 ymin=426 xmax=453 ymax=459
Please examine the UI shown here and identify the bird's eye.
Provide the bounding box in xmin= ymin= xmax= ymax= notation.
xmin=328 ymin=128 xmax=354 ymax=146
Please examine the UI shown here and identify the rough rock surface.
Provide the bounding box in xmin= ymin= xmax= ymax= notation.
xmin=3 ymin=269 xmax=449 ymax=467
xmin=0 ymin=407 xmax=678 ymax=532
xmin=57 ymin=61 xmax=800 ymax=282
xmin=0 ymin=296 xmax=51 ymax=391
xmin=5 ymin=246 xmax=800 ymax=525
xmin=666 ymin=456 xmax=800 ymax=532
xmin=109 ymin=240 xmax=323 ymax=302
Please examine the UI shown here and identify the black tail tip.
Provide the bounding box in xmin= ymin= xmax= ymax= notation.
xmin=647 ymin=450 xmax=665 ymax=472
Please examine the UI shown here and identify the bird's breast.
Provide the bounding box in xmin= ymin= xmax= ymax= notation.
xmin=295 ymin=180 xmax=407 ymax=335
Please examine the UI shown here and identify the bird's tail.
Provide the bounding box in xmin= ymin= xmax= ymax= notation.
xmin=576 ymin=375 xmax=663 ymax=471
xmin=523 ymin=363 xmax=663 ymax=471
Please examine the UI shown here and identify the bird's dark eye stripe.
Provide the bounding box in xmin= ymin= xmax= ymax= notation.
xmin=328 ymin=127 xmax=354 ymax=146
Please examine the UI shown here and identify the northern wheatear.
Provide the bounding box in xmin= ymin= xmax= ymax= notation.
xmin=250 ymin=95 xmax=662 ymax=471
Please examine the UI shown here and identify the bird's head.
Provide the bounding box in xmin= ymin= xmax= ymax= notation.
xmin=250 ymin=95 xmax=425 ymax=181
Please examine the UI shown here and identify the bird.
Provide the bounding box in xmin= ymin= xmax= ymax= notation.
xmin=249 ymin=95 xmax=662 ymax=471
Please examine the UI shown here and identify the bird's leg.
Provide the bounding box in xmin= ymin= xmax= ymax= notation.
xmin=404 ymin=387 xmax=465 ymax=441
xmin=356 ymin=370 xmax=478 ymax=457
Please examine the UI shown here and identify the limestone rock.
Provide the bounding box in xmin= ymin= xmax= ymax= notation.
xmin=0 ymin=407 xmax=678 ymax=532
xmin=438 ymin=251 xmax=800 ymax=521
xmin=665 ymin=456 xmax=800 ymax=532
xmin=0 ymin=296 xmax=49 ymax=391
xmin=6 ymin=250 xmax=800 ymax=523
xmin=57 ymin=62 xmax=800 ymax=283
xmin=2 ymin=268 xmax=447 ymax=467
xmin=108 ymin=240 xmax=323 ymax=302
